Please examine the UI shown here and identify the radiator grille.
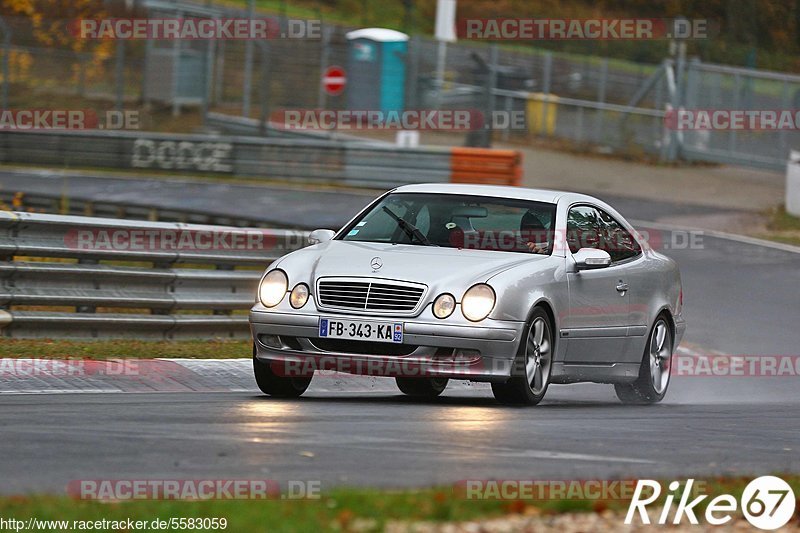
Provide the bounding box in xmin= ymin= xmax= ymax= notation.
xmin=317 ymin=278 xmax=426 ymax=313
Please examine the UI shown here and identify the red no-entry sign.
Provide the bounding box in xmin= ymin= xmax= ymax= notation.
xmin=322 ymin=66 xmax=347 ymax=96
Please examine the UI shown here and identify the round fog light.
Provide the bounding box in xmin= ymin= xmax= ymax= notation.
xmin=432 ymin=293 xmax=456 ymax=319
xmin=290 ymin=283 xmax=310 ymax=309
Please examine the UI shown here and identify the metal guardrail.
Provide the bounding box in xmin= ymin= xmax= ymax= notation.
xmin=0 ymin=211 xmax=309 ymax=339
xmin=0 ymin=190 xmax=268 ymax=228
xmin=0 ymin=129 xmax=452 ymax=187
xmin=205 ymin=112 xmax=393 ymax=146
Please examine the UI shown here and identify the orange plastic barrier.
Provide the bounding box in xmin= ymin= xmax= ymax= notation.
xmin=450 ymin=148 xmax=522 ymax=186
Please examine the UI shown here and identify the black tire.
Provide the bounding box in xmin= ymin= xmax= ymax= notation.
xmin=491 ymin=307 xmax=553 ymax=406
xmin=615 ymin=315 xmax=673 ymax=404
xmin=395 ymin=377 xmax=449 ymax=397
xmin=253 ymin=350 xmax=312 ymax=398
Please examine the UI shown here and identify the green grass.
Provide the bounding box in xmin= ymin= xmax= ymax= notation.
xmin=0 ymin=339 xmax=252 ymax=359
xmin=1 ymin=477 xmax=798 ymax=532
xmin=760 ymin=206 xmax=800 ymax=246
xmin=0 ymin=490 xmax=518 ymax=533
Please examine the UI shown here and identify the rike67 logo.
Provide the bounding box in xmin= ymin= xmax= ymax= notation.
xmin=626 ymin=476 xmax=796 ymax=530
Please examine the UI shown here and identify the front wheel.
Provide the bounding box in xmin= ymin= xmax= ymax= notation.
xmin=396 ymin=377 xmax=449 ymax=397
xmin=492 ymin=308 xmax=553 ymax=406
xmin=615 ymin=316 xmax=672 ymax=404
xmin=253 ymin=350 xmax=312 ymax=398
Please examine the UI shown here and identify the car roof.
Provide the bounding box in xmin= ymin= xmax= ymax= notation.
xmin=391 ymin=183 xmax=597 ymax=205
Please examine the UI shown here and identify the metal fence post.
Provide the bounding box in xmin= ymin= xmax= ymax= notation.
xmin=317 ymin=24 xmax=333 ymax=109
xmin=77 ymin=52 xmax=87 ymax=97
xmin=729 ymin=72 xmax=741 ymax=154
xmin=171 ymin=14 xmax=182 ymax=117
xmin=142 ymin=37 xmax=152 ymax=105
xmin=407 ymin=35 xmax=420 ymax=110
xmin=257 ymin=41 xmax=271 ymax=135
xmin=486 ymin=43 xmax=498 ymax=146
xmin=593 ymin=58 xmax=608 ymax=145
xmin=214 ymin=39 xmax=225 ymax=104
xmin=0 ymin=16 xmax=11 ymax=110
xmin=502 ymin=95 xmax=512 ymax=141
xmin=779 ymin=80 xmax=790 ymax=157
xmin=541 ymin=51 xmax=552 ymax=138
xmin=202 ymin=38 xmax=215 ymax=128
xmin=115 ymin=40 xmax=125 ymax=112
xmin=663 ymin=59 xmax=679 ymax=162
xmin=242 ymin=0 xmax=255 ymax=117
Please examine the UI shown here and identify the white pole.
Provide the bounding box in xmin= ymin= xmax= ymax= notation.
xmin=433 ymin=0 xmax=456 ymax=105
xmin=787 ymin=151 xmax=800 ymax=217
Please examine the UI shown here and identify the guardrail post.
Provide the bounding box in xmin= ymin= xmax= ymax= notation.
xmin=76 ymin=259 xmax=98 ymax=314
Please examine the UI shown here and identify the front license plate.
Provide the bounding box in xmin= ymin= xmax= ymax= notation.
xmin=318 ymin=318 xmax=403 ymax=343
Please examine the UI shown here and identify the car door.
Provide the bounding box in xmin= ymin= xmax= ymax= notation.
xmin=563 ymin=205 xmax=631 ymax=363
xmin=595 ymin=208 xmax=648 ymax=363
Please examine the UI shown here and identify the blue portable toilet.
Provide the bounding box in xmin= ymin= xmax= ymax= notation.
xmin=345 ymin=28 xmax=408 ymax=114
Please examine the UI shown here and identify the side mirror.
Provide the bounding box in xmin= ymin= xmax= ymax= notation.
xmin=308 ymin=229 xmax=335 ymax=245
xmin=573 ymin=248 xmax=611 ymax=271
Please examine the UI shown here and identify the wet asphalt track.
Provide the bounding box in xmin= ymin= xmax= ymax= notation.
xmin=1 ymin=169 xmax=799 ymax=494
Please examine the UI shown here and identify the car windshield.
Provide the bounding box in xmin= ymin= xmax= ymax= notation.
xmin=339 ymin=193 xmax=557 ymax=254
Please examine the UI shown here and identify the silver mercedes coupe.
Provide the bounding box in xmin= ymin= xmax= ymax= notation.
xmin=249 ymin=184 xmax=685 ymax=405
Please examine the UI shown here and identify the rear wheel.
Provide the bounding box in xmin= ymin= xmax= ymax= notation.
xmin=492 ymin=308 xmax=552 ymax=406
xmin=615 ymin=316 xmax=672 ymax=404
xmin=395 ymin=377 xmax=449 ymax=397
xmin=253 ymin=349 xmax=312 ymax=398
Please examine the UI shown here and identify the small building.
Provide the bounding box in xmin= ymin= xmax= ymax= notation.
xmin=346 ymin=28 xmax=409 ymax=113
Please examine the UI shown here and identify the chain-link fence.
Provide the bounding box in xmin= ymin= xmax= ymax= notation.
xmin=1 ymin=0 xmax=799 ymax=171
xmin=681 ymin=61 xmax=800 ymax=170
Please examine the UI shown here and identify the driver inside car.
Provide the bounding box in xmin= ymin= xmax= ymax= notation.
xmin=521 ymin=210 xmax=549 ymax=254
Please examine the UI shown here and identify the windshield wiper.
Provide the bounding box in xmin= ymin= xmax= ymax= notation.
xmin=382 ymin=206 xmax=436 ymax=246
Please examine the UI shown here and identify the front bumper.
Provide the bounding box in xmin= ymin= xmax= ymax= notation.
xmin=249 ymin=310 xmax=525 ymax=382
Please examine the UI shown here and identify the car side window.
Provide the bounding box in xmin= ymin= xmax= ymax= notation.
xmin=597 ymin=208 xmax=641 ymax=263
xmin=566 ymin=206 xmax=603 ymax=254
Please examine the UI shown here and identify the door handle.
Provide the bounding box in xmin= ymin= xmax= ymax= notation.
xmin=616 ymin=282 xmax=629 ymax=293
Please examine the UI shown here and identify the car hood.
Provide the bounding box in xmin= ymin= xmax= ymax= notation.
xmin=278 ymin=240 xmax=543 ymax=289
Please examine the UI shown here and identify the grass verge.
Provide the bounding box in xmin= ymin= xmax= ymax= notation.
xmin=760 ymin=206 xmax=800 ymax=246
xmin=1 ymin=477 xmax=798 ymax=532
xmin=0 ymin=339 xmax=251 ymax=360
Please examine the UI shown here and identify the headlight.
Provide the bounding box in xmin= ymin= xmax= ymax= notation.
xmin=432 ymin=293 xmax=456 ymax=319
xmin=259 ymin=270 xmax=288 ymax=307
xmin=461 ymin=284 xmax=495 ymax=322
xmin=289 ymin=283 xmax=310 ymax=309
